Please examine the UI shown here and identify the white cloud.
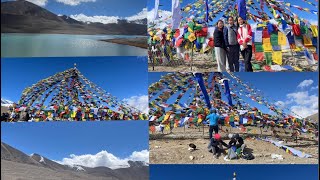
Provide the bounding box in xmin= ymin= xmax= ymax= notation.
xmin=70 ymin=14 xmax=120 ymax=24
xmin=55 ymin=150 xmax=149 ymax=169
xmin=286 ymin=91 xmax=318 ymax=118
xmin=297 ymin=79 xmax=314 ymax=88
xmin=55 ymin=0 xmax=96 ymax=6
xmin=128 ymin=150 xmax=149 ymax=163
xmin=70 ymin=8 xmax=147 ymax=24
xmin=309 ymin=19 xmax=318 ymax=25
xmin=147 ymin=8 xmax=172 ymax=29
xmin=275 ymin=100 xmax=286 ymax=109
xmin=290 ymin=105 xmax=318 ymax=119
xmin=126 ymin=8 xmax=147 ymax=22
xmin=123 ymin=95 xmax=148 ymax=114
xmin=311 ymin=85 xmax=318 ymax=91
xmin=25 ymin=0 xmax=48 ymax=6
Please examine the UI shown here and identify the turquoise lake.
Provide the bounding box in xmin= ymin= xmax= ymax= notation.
xmin=1 ymin=33 xmax=147 ymax=57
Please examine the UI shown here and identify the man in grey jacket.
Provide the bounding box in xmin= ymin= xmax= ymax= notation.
xmin=224 ymin=16 xmax=240 ymax=72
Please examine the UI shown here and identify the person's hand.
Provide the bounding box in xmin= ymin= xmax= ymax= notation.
xmin=243 ymin=42 xmax=247 ymax=48
xmin=226 ymin=47 xmax=230 ymax=52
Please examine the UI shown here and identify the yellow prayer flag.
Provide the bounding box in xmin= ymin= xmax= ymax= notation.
xmin=303 ymin=35 xmax=312 ymax=47
xmin=278 ymin=32 xmax=287 ymax=46
xmin=166 ymin=34 xmax=171 ymax=41
xmin=272 ymin=51 xmax=283 ymax=65
xmin=263 ymin=42 xmax=272 ymax=52
xmin=188 ymin=33 xmax=197 ymax=42
xmin=293 ymin=66 xmax=303 ymax=71
xmin=310 ymin=25 xmax=318 ymax=37
xmin=48 ymin=111 xmax=52 ymax=118
xmin=163 ymin=112 xmax=171 ymax=122
xmin=71 ymin=111 xmax=76 ymax=118
xmin=173 ymin=104 xmax=182 ymax=109
xmin=153 ymin=36 xmax=160 ymax=41
xmin=272 ymin=9 xmax=277 ymax=18
xmin=165 ymin=124 xmax=170 ymax=131
xmin=262 ymin=38 xmax=270 ymax=44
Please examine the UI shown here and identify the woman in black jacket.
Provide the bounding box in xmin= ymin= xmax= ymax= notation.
xmin=214 ymin=20 xmax=227 ymax=72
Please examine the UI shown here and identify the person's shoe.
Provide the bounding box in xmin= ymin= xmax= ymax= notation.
xmin=214 ymin=154 xmax=219 ymax=159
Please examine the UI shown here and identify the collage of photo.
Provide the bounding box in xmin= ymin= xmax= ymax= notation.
xmin=1 ymin=0 xmax=319 ymax=180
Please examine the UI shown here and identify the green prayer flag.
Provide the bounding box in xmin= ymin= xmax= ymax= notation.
xmin=265 ymin=52 xmax=272 ymax=65
xmin=157 ymin=115 xmax=165 ymax=122
xmin=252 ymin=63 xmax=261 ymax=70
xmin=255 ymin=44 xmax=264 ymax=52
xmin=270 ymin=33 xmax=278 ymax=46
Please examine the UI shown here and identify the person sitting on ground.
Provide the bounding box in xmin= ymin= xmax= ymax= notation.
xmin=228 ymin=133 xmax=246 ymax=153
xmin=1 ymin=113 xmax=8 ymax=122
xmin=208 ymin=133 xmax=228 ymax=159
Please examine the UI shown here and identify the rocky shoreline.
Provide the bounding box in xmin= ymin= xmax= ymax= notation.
xmin=101 ymin=37 xmax=147 ymax=49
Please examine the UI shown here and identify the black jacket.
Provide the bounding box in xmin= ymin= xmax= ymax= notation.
xmin=228 ymin=137 xmax=244 ymax=148
xmin=214 ymin=28 xmax=226 ymax=49
xmin=210 ymin=138 xmax=228 ymax=148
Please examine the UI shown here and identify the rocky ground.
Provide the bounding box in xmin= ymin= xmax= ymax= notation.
xmin=149 ymin=126 xmax=318 ymax=164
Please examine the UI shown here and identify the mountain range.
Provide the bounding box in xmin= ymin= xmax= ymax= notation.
xmin=1 ymin=98 xmax=13 ymax=107
xmin=307 ymin=113 xmax=319 ymax=123
xmin=1 ymin=142 xmax=149 ymax=180
xmin=1 ymin=0 xmax=147 ymax=35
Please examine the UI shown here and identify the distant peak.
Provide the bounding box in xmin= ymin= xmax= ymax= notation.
xmin=1 ymin=98 xmax=14 ymax=106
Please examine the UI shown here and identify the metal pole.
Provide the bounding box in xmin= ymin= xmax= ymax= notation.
xmin=190 ymin=19 xmax=195 ymax=71
xmin=152 ymin=50 xmax=155 ymax=71
xmin=203 ymin=123 xmax=205 ymax=137
xmin=191 ymin=44 xmax=194 ymax=71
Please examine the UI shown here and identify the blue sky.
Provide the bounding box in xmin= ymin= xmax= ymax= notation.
xmin=1 ymin=121 xmax=148 ymax=160
xmin=1 ymin=0 xmax=146 ymax=17
xmin=1 ymin=57 xmax=148 ymax=103
xmin=147 ymin=0 xmax=318 ymax=25
xmin=148 ymin=72 xmax=318 ymax=118
xmin=150 ymin=164 xmax=318 ymax=180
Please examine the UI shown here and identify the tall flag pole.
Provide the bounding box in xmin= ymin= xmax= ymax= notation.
xmin=154 ymin=0 xmax=160 ymax=21
xmin=172 ymin=0 xmax=181 ymax=29
xmin=205 ymin=0 xmax=209 ymax=22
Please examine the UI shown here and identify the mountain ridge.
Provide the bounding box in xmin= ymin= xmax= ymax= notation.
xmin=1 ymin=142 xmax=148 ymax=180
xmin=1 ymin=0 xmax=147 ymax=35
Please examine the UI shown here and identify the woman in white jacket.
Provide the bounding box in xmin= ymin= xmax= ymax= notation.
xmin=236 ymin=17 xmax=253 ymax=72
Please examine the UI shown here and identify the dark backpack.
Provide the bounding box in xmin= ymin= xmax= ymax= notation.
xmin=242 ymin=152 xmax=254 ymax=160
